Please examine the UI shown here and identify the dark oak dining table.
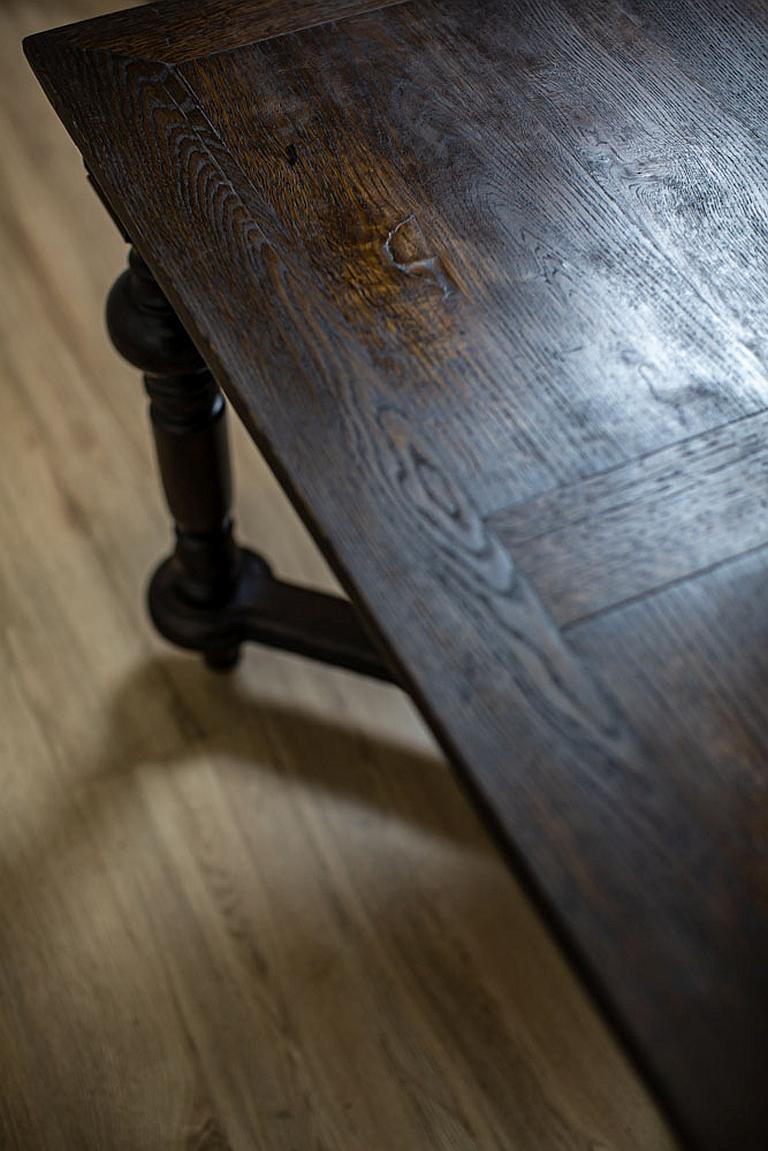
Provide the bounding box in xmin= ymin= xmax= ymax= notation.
xmin=24 ymin=2 xmax=768 ymax=1148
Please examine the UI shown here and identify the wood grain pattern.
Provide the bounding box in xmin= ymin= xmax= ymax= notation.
xmin=29 ymin=0 xmax=408 ymax=63
xmin=0 ymin=5 xmax=676 ymax=1150
xmin=568 ymin=546 xmax=768 ymax=1142
xmin=598 ymin=0 xmax=768 ymax=148
xmin=493 ymin=0 xmax=768 ymax=375
xmin=22 ymin=1 xmax=768 ymax=1148
xmin=489 ymin=409 xmax=768 ymax=625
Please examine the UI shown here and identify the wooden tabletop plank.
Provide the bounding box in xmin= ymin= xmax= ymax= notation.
xmin=28 ymin=0 xmax=409 ymax=62
xmin=591 ymin=0 xmax=768 ymax=148
xmin=569 ymin=547 xmax=768 ymax=1151
xmin=494 ymin=0 xmax=768 ymax=375
xmin=489 ymin=409 xmax=768 ymax=626
xmin=24 ymin=2 xmax=768 ymax=1148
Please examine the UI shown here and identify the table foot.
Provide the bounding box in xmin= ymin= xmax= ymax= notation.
xmin=148 ymin=546 xmax=395 ymax=682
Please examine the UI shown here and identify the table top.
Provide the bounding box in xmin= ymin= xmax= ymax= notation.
xmin=24 ymin=2 xmax=768 ymax=1147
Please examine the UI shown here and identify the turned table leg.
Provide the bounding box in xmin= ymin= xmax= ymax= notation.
xmin=104 ymin=243 xmax=395 ymax=682
xmin=107 ymin=247 xmax=243 ymax=670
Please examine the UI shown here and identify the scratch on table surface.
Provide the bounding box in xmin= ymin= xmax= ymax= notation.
xmin=383 ymin=214 xmax=454 ymax=298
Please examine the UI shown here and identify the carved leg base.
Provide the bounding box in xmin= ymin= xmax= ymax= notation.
xmin=148 ymin=546 xmax=395 ymax=682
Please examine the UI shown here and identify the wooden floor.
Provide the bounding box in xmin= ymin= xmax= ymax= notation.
xmin=0 ymin=3 xmax=677 ymax=1148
